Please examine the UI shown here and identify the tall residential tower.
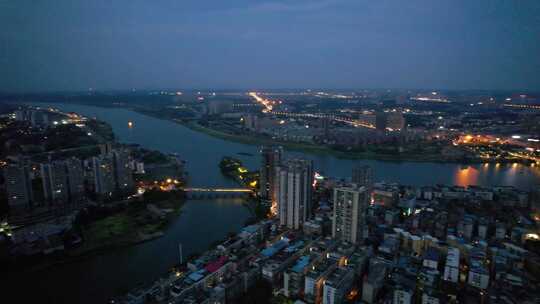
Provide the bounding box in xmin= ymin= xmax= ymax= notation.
xmin=4 ymin=163 xmax=34 ymax=210
xmin=352 ymin=165 xmax=373 ymax=189
xmin=332 ymin=184 xmax=369 ymax=244
xmin=41 ymin=157 xmax=86 ymax=204
xmin=259 ymin=146 xmax=282 ymax=202
xmin=41 ymin=161 xmax=69 ymax=203
xmin=276 ymin=159 xmax=313 ymax=229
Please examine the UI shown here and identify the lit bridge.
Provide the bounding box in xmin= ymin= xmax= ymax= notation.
xmin=183 ymin=187 xmax=254 ymax=199
xmin=248 ymin=92 xmax=375 ymax=129
xmin=272 ymin=111 xmax=375 ymax=129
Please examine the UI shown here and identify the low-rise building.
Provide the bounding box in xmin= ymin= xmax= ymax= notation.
xmin=362 ymin=258 xmax=389 ymax=303
xmin=322 ymin=266 xmax=355 ymax=304
xmin=443 ymin=247 xmax=460 ymax=283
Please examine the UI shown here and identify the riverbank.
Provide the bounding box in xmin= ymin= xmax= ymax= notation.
xmin=26 ymin=100 xmax=528 ymax=165
xmin=8 ymin=192 xmax=186 ymax=275
xmin=219 ymin=156 xmax=258 ymax=187
xmin=0 ymin=107 xmax=189 ymax=275
xmin=218 ymin=156 xmax=269 ymax=221
xmin=70 ymin=200 xmax=177 ymax=257
xmin=8 ymin=100 xmax=538 ymax=304
xmin=175 ymin=119 xmax=503 ymax=164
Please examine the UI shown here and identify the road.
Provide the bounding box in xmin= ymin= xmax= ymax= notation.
xmin=248 ymin=92 xmax=375 ymax=129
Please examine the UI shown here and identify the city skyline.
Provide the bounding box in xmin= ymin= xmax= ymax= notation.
xmin=2 ymin=99 xmax=540 ymax=303
xmin=2 ymin=1 xmax=540 ymax=303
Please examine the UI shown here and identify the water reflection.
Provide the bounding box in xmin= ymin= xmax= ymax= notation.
xmin=503 ymin=163 xmax=518 ymax=185
xmin=25 ymin=102 xmax=540 ymax=191
xmin=454 ymin=166 xmax=479 ymax=186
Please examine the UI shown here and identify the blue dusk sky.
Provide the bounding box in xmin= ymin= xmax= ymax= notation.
xmin=1 ymin=0 xmax=539 ymax=91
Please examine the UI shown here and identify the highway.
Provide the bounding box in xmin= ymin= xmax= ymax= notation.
xmin=248 ymin=92 xmax=375 ymax=129
xmin=183 ymin=187 xmax=253 ymax=193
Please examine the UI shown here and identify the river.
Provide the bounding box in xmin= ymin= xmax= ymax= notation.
xmin=21 ymin=102 xmax=540 ymax=303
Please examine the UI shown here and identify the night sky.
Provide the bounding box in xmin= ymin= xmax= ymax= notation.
xmin=1 ymin=0 xmax=539 ymax=92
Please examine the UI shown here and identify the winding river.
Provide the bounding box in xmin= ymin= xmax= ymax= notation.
xmin=21 ymin=102 xmax=540 ymax=303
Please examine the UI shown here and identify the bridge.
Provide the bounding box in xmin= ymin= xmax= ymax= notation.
xmin=271 ymin=111 xmax=375 ymax=129
xmin=248 ymin=92 xmax=375 ymax=129
xmin=183 ymin=187 xmax=254 ymax=199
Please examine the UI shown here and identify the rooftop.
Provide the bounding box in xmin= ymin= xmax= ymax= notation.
xmin=291 ymin=255 xmax=311 ymax=273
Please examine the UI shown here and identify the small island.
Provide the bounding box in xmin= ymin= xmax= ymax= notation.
xmin=219 ymin=156 xmax=259 ymax=188
xmin=218 ymin=156 xmax=269 ymax=221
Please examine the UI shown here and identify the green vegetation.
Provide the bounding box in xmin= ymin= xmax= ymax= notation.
xmin=219 ymin=156 xmax=259 ymax=188
xmin=72 ymin=190 xmax=185 ymax=256
xmin=141 ymin=150 xmax=169 ymax=164
xmin=73 ymin=213 xmax=137 ymax=255
xmin=243 ymin=198 xmax=270 ymax=222
xmin=86 ymin=119 xmax=115 ymax=141
xmin=219 ymin=156 xmax=243 ymax=176
xmin=184 ymin=120 xmax=486 ymax=163
xmin=219 ymin=157 xmax=265 ymax=220
xmin=131 ymin=148 xmax=170 ymax=164
xmin=85 ymin=214 xmax=134 ymax=243
xmin=44 ymin=124 xmax=98 ymax=150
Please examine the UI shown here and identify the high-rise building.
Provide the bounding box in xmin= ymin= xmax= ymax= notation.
xmin=65 ymin=157 xmax=85 ymax=201
xmin=276 ymin=159 xmax=313 ymax=229
xmin=40 ymin=163 xmax=53 ymax=202
xmin=92 ymin=155 xmax=115 ymax=196
xmin=443 ymin=247 xmax=460 ymax=283
xmin=93 ymin=150 xmax=133 ymax=197
xmin=113 ymin=150 xmax=134 ymax=192
xmin=320 ymin=117 xmax=331 ymax=137
xmin=41 ymin=158 xmax=85 ymax=204
xmin=352 ymin=165 xmax=373 ymax=189
xmin=99 ymin=142 xmax=113 ymax=155
xmin=332 ymin=185 xmax=369 ymax=244
xmin=3 ymin=163 xmax=33 ymax=210
xmin=244 ymin=114 xmax=261 ymax=131
xmin=41 ymin=161 xmax=69 ymax=203
xmin=259 ymin=146 xmax=282 ymax=202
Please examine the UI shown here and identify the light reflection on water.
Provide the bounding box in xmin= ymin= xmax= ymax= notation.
xmin=26 ymin=102 xmax=540 ymax=190
xmin=16 ymin=101 xmax=540 ymax=303
xmin=453 ymin=163 xmax=539 ymax=188
xmin=454 ymin=166 xmax=479 ymax=187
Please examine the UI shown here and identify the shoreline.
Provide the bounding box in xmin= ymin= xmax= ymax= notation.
xmin=23 ymin=100 xmax=531 ymax=165
xmin=174 ymin=119 xmax=519 ymax=165
xmin=15 ymin=232 xmax=163 ymax=274
xmin=3 ymin=104 xmax=187 ymax=275
xmin=10 ymin=209 xmax=175 ymax=275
